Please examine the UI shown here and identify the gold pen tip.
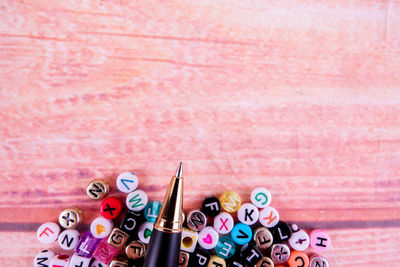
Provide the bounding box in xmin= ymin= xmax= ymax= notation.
xmin=175 ymin=162 xmax=183 ymax=178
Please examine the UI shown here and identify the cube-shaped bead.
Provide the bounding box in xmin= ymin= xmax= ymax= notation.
xmin=34 ymin=249 xmax=55 ymax=267
xmin=90 ymin=259 xmax=109 ymax=267
xmin=107 ymin=228 xmax=129 ymax=249
xmin=75 ymin=232 xmax=101 ymax=258
xmin=180 ymin=227 xmax=199 ymax=252
xmin=93 ymin=239 xmax=119 ymax=264
xmin=120 ymin=210 xmax=145 ymax=235
xmin=70 ymin=253 xmax=91 ymax=267
xmin=87 ymin=179 xmax=109 ymax=200
xmin=240 ymin=243 xmax=262 ymax=265
xmin=49 ymin=254 xmax=71 ymax=267
xmin=179 ymin=251 xmax=190 ymax=267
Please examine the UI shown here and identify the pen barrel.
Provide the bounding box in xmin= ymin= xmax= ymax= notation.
xmin=143 ymin=228 xmax=182 ymax=267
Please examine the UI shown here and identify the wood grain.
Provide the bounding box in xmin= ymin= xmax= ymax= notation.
xmin=1 ymin=0 xmax=400 ymax=265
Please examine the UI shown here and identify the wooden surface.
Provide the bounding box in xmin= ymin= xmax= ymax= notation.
xmin=1 ymin=0 xmax=400 ymax=266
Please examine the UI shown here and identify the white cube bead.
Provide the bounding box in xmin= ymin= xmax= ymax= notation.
xmin=180 ymin=227 xmax=199 ymax=253
xmin=69 ymin=253 xmax=91 ymax=267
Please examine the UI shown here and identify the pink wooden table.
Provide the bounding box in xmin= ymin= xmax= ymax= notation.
xmin=1 ymin=0 xmax=400 ymax=266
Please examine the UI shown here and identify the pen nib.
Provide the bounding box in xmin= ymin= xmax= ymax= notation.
xmin=175 ymin=162 xmax=183 ymax=178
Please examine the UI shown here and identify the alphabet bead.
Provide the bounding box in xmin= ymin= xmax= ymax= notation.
xmin=49 ymin=254 xmax=71 ymax=267
xmin=219 ymin=191 xmax=241 ymax=213
xmin=207 ymin=255 xmax=226 ymax=267
xmin=187 ymin=209 xmax=207 ymax=231
xmin=227 ymin=254 xmax=245 ymax=267
xmin=288 ymin=251 xmax=309 ymax=267
xmin=117 ymin=172 xmax=139 ymax=193
xmin=202 ymin=196 xmax=221 ymax=217
xmin=144 ymin=201 xmax=162 ymax=223
xmin=87 ymin=179 xmax=109 ymax=200
xmin=309 ymin=256 xmax=329 ymax=267
xmin=230 ymin=223 xmax=252 ymax=245
xmin=109 ymin=260 xmax=129 ymax=267
xmin=288 ymin=224 xmax=309 ymax=251
xmin=90 ymin=259 xmax=108 ymax=267
xmin=271 ymin=221 xmax=292 ymax=243
xmin=213 ymin=212 xmax=234 ymax=234
xmin=259 ymin=206 xmax=279 ymax=228
xmin=240 ymin=243 xmax=263 ymax=265
xmin=251 ymin=187 xmax=272 ymax=208
xmin=126 ymin=240 xmax=146 ymax=260
xmin=179 ymin=251 xmax=190 ymax=267
xmin=93 ymin=239 xmax=119 ymax=264
xmin=75 ymin=232 xmax=101 ymax=258
xmin=180 ymin=227 xmax=199 ymax=252
xmin=90 ymin=216 xmax=113 ymax=239
xmin=100 ymin=197 xmax=122 ymax=219
xmin=126 ymin=190 xmax=148 ymax=212
xmin=198 ymin=226 xmax=219 ymax=250
xmin=270 ymin=244 xmax=290 ymax=264
xmin=255 ymin=257 xmax=274 ymax=267
xmin=70 ymin=253 xmax=91 ymax=267
xmin=310 ymin=230 xmax=331 ymax=252
xmin=107 ymin=228 xmax=129 ymax=249
xmin=215 ymin=236 xmax=236 ymax=259
xmin=138 ymin=221 xmax=154 ymax=244
xmin=57 ymin=229 xmax=80 ymax=250
xmin=36 ymin=222 xmax=60 ymax=245
xmin=237 ymin=203 xmax=259 ymax=225
xmin=253 ymin=227 xmax=273 ymax=250
xmin=34 ymin=249 xmax=55 ymax=267
xmin=120 ymin=210 xmax=144 ymax=235
xmin=189 ymin=247 xmax=211 ymax=266
xmin=59 ymin=207 xmax=82 ymax=229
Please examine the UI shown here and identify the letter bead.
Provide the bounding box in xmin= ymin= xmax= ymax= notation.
xmin=259 ymin=206 xmax=279 ymax=228
xmin=126 ymin=190 xmax=148 ymax=212
xmin=70 ymin=253 xmax=91 ymax=267
xmin=126 ymin=240 xmax=146 ymax=260
xmin=187 ymin=209 xmax=207 ymax=231
xmin=37 ymin=222 xmax=60 ymax=245
xmin=87 ymin=179 xmax=109 ymax=200
xmin=288 ymin=251 xmax=309 ymax=267
xmin=75 ymin=232 xmax=102 ymax=258
xmin=180 ymin=227 xmax=199 ymax=252
xmin=310 ymin=230 xmax=331 ymax=252
xmin=219 ymin=191 xmax=241 ymax=213
xmin=117 ymin=172 xmax=139 ymax=193
xmin=34 ymin=249 xmax=55 ymax=267
xmin=207 ymin=255 xmax=226 ymax=267
xmin=189 ymin=247 xmax=211 ymax=266
xmin=107 ymin=228 xmax=129 ymax=249
xmin=59 ymin=207 xmax=82 ymax=229
xmin=288 ymin=224 xmax=309 ymax=251
xmin=253 ymin=227 xmax=273 ymax=250
xmin=49 ymin=254 xmax=71 ymax=267
xmin=270 ymin=244 xmax=290 ymax=264
xmin=90 ymin=259 xmax=108 ymax=267
xmin=138 ymin=221 xmax=154 ymax=244
xmin=240 ymin=243 xmax=263 ymax=265
xmin=202 ymin=196 xmax=221 ymax=217
xmin=213 ymin=212 xmax=234 ymax=234
xmin=226 ymin=254 xmax=245 ymax=267
xmin=198 ymin=226 xmax=219 ymax=250
xmin=215 ymin=236 xmax=236 ymax=259
xmin=309 ymin=256 xmax=329 ymax=267
xmin=93 ymin=239 xmax=120 ymax=264
xmin=90 ymin=216 xmax=114 ymax=239
xmin=120 ymin=210 xmax=145 ymax=235
xmin=237 ymin=203 xmax=259 ymax=225
xmin=255 ymin=257 xmax=274 ymax=267
xmin=144 ymin=201 xmax=162 ymax=223
xmin=271 ymin=221 xmax=292 ymax=243
xmin=100 ymin=197 xmax=122 ymax=219
xmin=251 ymin=187 xmax=272 ymax=208
xmin=57 ymin=229 xmax=80 ymax=250
xmin=109 ymin=260 xmax=129 ymax=267
xmin=179 ymin=251 xmax=190 ymax=267
xmin=230 ymin=223 xmax=252 ymax=245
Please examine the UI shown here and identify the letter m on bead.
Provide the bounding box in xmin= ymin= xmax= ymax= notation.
xmin=129 ymin=193 xmax=143 ymax=209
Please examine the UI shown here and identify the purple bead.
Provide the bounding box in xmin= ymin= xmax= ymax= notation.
xmin=75 ymin=231 xmax=101 ymax=258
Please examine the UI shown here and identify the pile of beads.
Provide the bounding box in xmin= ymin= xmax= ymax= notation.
xmin=33 ymin=172 xmax=331 ymax=267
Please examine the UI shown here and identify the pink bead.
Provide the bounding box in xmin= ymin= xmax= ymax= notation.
xmin=93 ymin=239 xmax=120 ymax=264
xmin=309 ymin=229 xmax=331 ymax=252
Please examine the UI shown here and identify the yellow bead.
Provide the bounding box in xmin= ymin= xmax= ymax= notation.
xmin=207 ymin=255 xmax=226 ymax=267
xmin=219 ymin=191 xmax=241 ymax=213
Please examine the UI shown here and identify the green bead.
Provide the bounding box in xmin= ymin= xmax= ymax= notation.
xmin=215 ymin=236 xmax=236 ymax=259
xmin=144 ymin=201 xmax=162 ymax=223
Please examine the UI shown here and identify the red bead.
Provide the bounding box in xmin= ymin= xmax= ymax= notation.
xmin=100 ymin=197 xmax=122 ymax=219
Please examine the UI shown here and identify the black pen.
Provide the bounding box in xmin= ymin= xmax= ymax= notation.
xmin=143 ymin=162 xmax=184 ymax=267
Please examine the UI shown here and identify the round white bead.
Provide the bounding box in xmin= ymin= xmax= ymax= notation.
xmin=49 ymin=254 xmax=71 ymax=267
xmin=117 ymin=172 xmax=139 ymax=193
xmin=288 ymin=225 xmax=310 ymax=251
xmin=198 ymin=226 xmax=219 ymax=250
xmin=126 ymin=190 xmax=148 ymax=212
xmin=36 ymin=222 xmax=60 ymax=244
xmin=213 ymin=212 xmax=234 ymax=235
xmin=34 ymin=249 xmax=55 ymax=267
xmin=259 ymin=206 xmax=279 ymax=228
xmin=90 ymin=216 xmax=113 ymax=238
xmin=250 ymin=187 xmax=271 ymax=208
xmin=57 ymin=229 xmax=80 ymax=250
xmin=70 ymin=253 xmax=91 ymax=267
xmin=237 ymin=203 xmax=259 ymax=225
xmin=138 ymin=221 xmax=154 ymax=244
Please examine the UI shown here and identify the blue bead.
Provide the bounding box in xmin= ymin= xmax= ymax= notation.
xmin=215 ymin=236 xmax=236 ymax=259
xmin=230 ymin=223 xmax=252 ymax=245
xmin=144 ymin=201 xmax=162 ymax=223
